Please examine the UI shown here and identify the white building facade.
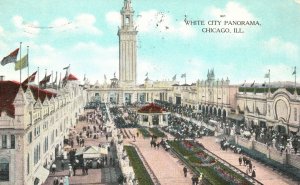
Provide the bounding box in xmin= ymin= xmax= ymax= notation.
xmin=0 ymin=77 xmax=86 ymax=185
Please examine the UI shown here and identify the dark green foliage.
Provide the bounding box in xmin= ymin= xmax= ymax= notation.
xmin=124 ymin=146 xmax=154 ymax=185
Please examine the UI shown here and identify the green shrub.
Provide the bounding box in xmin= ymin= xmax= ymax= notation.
xmin=138 ymin=127 xmax=151 ymax=138
xmin=149 ymin=127 xmax=166 ymax=137
xmin=124 ymin=146 xmax=154 ymax=185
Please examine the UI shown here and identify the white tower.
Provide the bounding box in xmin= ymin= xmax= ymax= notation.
xmin=118 ymin=0 xmax=138 ymax=87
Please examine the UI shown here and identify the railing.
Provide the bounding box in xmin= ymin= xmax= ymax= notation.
xmin=203 ymin=148 xmax=263 ymax=185
xmin=129 ymin=142 xmax=161 ymax=185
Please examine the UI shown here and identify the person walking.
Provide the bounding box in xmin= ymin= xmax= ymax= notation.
xmin=59 ymin=177 xmax=64 ymax=185
xmin=251 ymin=169 xmax=256 ymax=178
xmin=52 ymin=163 xmax=57 ymax=174
xmin=183 ymin=166 xmax=188 ymax=177
xmin=53 ymin=177 xmax=59 ymax=185
xmin=239 ymin=155 xmax=242 ymax=166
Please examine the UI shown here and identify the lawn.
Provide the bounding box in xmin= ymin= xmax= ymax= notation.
xmin=124 ymin=146 xmax=154 ymax=185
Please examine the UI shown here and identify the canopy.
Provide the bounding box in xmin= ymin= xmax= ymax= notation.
xmin=35 ymin=165 xmax=49 ymax=184
xmin=75 ymin=146 xmax=107 ymax=158
xmin=227 ymin=113 xmax=244 ymax=121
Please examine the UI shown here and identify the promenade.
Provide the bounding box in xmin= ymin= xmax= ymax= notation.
xmin=123 ymin=128 xmax=193 ymax=185
xmin=197 ymin=136 xmax=298 ymax=185
xmin=42 ymin=121 xmax=120 ymax=185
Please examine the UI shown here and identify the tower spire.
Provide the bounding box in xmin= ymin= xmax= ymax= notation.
xmin=118 ymin=0 xmax=138 ymax=87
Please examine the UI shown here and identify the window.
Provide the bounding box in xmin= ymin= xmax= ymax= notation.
xmin=125 ymin=17 xmax=129 ymax=25
xmin=2 ymin=135 xmax=7 ymax=149
xmin=10 ymin=135 xmax=15 ymax=149
xmin=28 ymin=132 xmax=32 ymax=144
xmin=0 ymin=158 xmax=9 ymax=181
xmin=294 ymin=108 xmax=297 ymax=121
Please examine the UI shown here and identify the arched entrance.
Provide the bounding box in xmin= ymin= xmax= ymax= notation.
xmin=209 ymin=106 xmax=213 ymax=115
xmin=218 ymin=109 xmax=221 ymax=118
xmin=213 ymin=107 xmax=217 ymax=116
xmin=222 ymin=109 xmax=227 ymax=122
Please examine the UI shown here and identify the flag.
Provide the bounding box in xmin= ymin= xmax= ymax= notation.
xmin=172 ymin=74 xmax=176 ymax=81
xmin=39 ymin=74 xmax=51 ymax=85
xmin=63 ymin=65 xmax=69 ymax=70
xmin=292 ymin=67 xmax=296 ymax=75
xmin=15 ymin=54 xmax=28 ymax=70
xmin=251 ymin=80 xmax=255 ymax=87
xmin=181 ymin=73 xmax=186 ymax=78
xmin=264 ymin=73 xmax=270 ymax=78
xmin=241 ymin=80 xmax=246 ymax=87
xmin=1 ymin=48 xmax=19 ymax=66
xmin=22 ymin=71 xmax=37 ymax=85
xmin=145 ymin=72 xmax=148 ymax=77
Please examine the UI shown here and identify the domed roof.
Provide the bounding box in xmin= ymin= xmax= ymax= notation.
xmin=138 ymin=103 xmax=167 ymax=113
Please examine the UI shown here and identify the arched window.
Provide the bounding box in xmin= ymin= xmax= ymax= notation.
xmin=0 ymin=158 xmax=9 ymax=181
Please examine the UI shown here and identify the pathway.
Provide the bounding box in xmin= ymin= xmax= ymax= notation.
xmin=197 ymin=136 xmax=298 ymax=185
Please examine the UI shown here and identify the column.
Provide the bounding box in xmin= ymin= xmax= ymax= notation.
xmin=159 ymin=115 xmax=163 ymax=126
xmin=0 ymin=135 xmax=2 ymax=149
xmin=148 ymin=115 xmax=152 ymax=127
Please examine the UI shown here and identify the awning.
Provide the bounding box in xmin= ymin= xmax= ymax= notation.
xmin=289 ymin=126 xmax=299 ymax=133
xmin=35 ymin=165 xmax=49 ymax=184
xmin=209 ymin=120 xmax=218 ymax=125
xmin=227 ymin=113 xmax=244 ymax=121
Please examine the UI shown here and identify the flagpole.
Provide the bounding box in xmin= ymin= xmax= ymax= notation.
xmin=27 ymin=46 xmax=29 ymax=83
xmin=19 ymin=42 xmax=22 ymax=84
xmin=295 ymin=66 xmax=297 ymax=93
xmin=268 ymin=69 xmax=270 ymax=92
xmin=38 ymin=67 xmax=40 ymax=100
xmin=185 ymin=75 xmax=186 ymax=84
xmin=51 ymin=70 xmax=53 ymax=88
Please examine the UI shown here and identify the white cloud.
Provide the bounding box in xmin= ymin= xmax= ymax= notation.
xmin=205 ymin=2 xmax=260 ymax=41
xmin=50 ymin=14 xmax=102 ymax=35
xmin=263 ymin=37 xmax=299 ymax=60
xmin=106 ymin=11 xmax=121 ymax=26
xmin=12 ymin=15 xmax=40 ymax=37
xmin=0 ymin=26 xmax=4 ymax=37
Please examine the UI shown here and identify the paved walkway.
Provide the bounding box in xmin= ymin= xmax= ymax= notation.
xmin=124 ymin=128 xmax=193 ymax=185
xmin=43 ymin=120 xmax=120 ymax=185
xmin=196 ymin=136 xmax=298 ymax=185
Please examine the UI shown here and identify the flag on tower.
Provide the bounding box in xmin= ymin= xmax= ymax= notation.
xmin=15 ymin=54 xmax=28 ymax=70
xmin=251 ymin=80 xmax=255 ymax=87
xmin=1 ymin=48 xmax=19 ymax=66
xmin=241 ymin=80 xmax=246 ymax=87
xmin=181 ymin=73 xmax=186 ymax=78
xmin=145 ymin=72 xmax=148 ymax=77
xmin=292 ymin=67 xmax=296 ymax=75
xmin=172 ymin=74 xmax=176 ymax=81
xmin=264 ymin=73 xmax=270 ymax=78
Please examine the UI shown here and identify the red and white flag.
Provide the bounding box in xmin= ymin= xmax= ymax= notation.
xmin=1 ymin=48 xmax=19 ymax=66
xmin=22 ymin=71 xmax=37 ymax=85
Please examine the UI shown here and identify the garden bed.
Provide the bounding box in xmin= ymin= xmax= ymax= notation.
xmin=149 ymin=127 xmax=166 ymax=137
xmin=168 ymin=140 xmax=253 ymax=185
xmin=124 ymin=146 xmax=154 ymax=185
xmin=138 ymin=127 xmax=151 ymax=138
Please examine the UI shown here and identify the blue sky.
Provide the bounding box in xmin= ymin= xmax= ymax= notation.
xmin=0 ymin=0 xmax=299 ymax=85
